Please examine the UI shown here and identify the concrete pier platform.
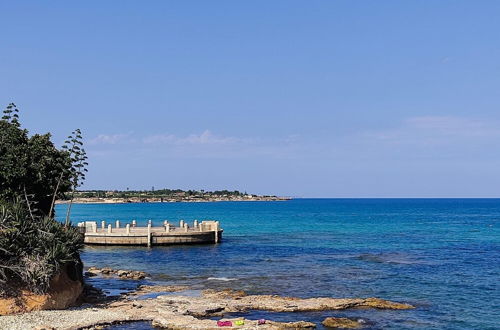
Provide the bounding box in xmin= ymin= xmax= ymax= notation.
xmin=77 ymin=220 xmax=222 ymax=246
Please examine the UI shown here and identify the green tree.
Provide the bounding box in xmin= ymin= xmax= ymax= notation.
xmin=0 ymin=104 xmax=74 ymax=217
xmin=62 ymin=129 xmax=88 ymax=226
xmin=0 ymin=103 xmax=85 ymax=296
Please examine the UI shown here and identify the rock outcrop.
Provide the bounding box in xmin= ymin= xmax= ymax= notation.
xmin=152 ymin=315 xmax=317 ymax=329
xmin=0 ymin=266 xmax=83 ymax=316
xmin=126 ymin=285 xmax=190 ymax=296
xmin=85 ymin=267 xmax=148 ymax=280
xmin=153 ymin=289 xmax=413 ymax=317
xmin=322 ymin=317 xmax=362 ymax=328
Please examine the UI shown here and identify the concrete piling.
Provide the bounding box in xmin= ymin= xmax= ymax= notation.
xmin=101 ymin=221 xmax=106 ymax=230
xmin=214 ymin=221 xmax=220 ymax=243
xmin=184 ymin=223 xmax=189 ymax=232
xmin=116 ymin=220 xmax=120 ymax=228
xmin=132 ymin=220 xmax=137 ymax=227
xmin=107 ymin=224 xmax=112 ymax=234
xmin=165 ymin=223 xmax=170 ymax=232
xmin=194 ymin=219 xmax=199 ymax=228
xmin=147 ymin=223 xmax=152 ymax=247
xmin=126 ymin=224 xmax=130 ymax=234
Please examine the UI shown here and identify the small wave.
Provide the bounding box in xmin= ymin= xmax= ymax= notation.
xmin=207 ymin=277 xmax=237 ymax=281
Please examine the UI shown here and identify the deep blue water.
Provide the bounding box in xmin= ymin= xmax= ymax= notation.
xmin=56 ymin=199 xmax=500 ymax=329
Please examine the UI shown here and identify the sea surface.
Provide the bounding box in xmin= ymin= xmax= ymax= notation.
xmin=56 ymin=199 xmax=500 ymax=329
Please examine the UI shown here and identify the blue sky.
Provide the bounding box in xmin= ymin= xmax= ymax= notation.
xmin=1 ymin=1 xmax=500 ymax=197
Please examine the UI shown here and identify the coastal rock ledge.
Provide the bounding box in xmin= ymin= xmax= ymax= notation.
xmin=0 ymin=288 xmax=414 ymax=329
xmin=322 ymin=317 xmax=362 ymax=328
xmin=85 ymin=267 xmax=148 ymax=280
xmin=0 ymin=269 xmax=83 ymax=316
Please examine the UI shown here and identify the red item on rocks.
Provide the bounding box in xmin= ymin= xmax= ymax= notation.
xmin=258 ymin=319 xmax=266 ymax=325
xmin=217 ymin=320 xmax=233 ymax=327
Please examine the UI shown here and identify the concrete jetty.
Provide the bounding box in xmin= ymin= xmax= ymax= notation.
xmin=77 ymin=220 xmax=222 ymax=246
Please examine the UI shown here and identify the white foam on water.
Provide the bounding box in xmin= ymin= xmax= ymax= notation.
xmin=207 ymin=277 xmax=237 ymax=281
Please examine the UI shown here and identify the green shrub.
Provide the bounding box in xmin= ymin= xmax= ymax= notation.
xmin=0 ymin=199 xmax=83 ymax=296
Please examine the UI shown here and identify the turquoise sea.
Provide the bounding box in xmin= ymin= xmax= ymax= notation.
xmin=56 ymin=199 xmax=500 ymax=329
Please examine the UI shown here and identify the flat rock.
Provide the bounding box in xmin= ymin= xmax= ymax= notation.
xmin=202 ymin=288 xmax=247 ymax=299
xmin=84 ymin=267 xmax=149 ymax=280
xmin=322 ymin=317 xmax=362 ymax=328
xmin=152 ymin=314 xmax=316 ymax=329
xmin=128 ymin=285 xmax=190 ymax=296
xmin=359 ymin=298 xmax=413 ymax=310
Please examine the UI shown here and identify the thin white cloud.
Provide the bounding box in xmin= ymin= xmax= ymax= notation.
xmin=368 ymin=116 xmax=500 ymax=145
xmin=405 ymin=116 xmax=497 ymax=136
xmin=142 ymin=130 xmax=247 ymax=145
xmin=87 ymin=130 xmax=304 ymax=159
xmin=441 ymin=56 xmax=451 ymax=64
xmin=88 ymin=133 xmax=130 ymax=145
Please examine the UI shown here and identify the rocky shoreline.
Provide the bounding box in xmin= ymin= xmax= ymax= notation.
xmin=85 ymin=267 xmax=148 ymax=280
xmin=0 ymin=268 xmax=414 ymax=330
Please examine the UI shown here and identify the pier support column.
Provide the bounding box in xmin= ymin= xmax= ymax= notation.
xmin=93 ymin=222 xmax=97 ymax=233
xmin=180 ymin=220 xmax=184 ymax=228
xmin=214 ymin=221 xmax=220 ymax=243
xmin=101 ymin=221 xmax=106 ymax=230
xmin=132 ymin=220 xmax=137 ymax=227
xmin=107 ymin=224 xmax=112 ymax=234
xmin=165 ymin=224 xmax=170 ymax=232
xmin=194 ymin=219 xmax=199 ymax=228
xmin=199 ymin=223 xmax=203 ymax=232
xmin=116 ymin=220 xmax=120 ymax=228
xmin=126 ymin=224 xmax=130 ymax=234
xmin=184 ymin=223 xmax=189 ymax=232
xmin=147 ymin=223 xmax=152 ymax=247
xmin=148 ymin=219 xmax=152 ymax=227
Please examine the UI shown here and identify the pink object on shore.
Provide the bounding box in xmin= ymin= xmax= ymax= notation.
xmin=217 ymin=320 xmax=233 ymax=327
xmin=258 ymin=319 xmax=266 ymax=325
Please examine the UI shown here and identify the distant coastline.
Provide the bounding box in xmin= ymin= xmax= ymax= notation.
xmin=56 ymin=189 xmax=290 ymax=204
xmin=56 ymin=196 xmax=290 ymax=204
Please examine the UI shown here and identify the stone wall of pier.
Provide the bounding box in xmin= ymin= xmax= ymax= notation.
xmin=78 ymin=220 xmax=222 ymax=246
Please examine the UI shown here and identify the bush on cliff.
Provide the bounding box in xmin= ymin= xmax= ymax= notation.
xmin=0 ymin=103 xmax=86 ymax=297
xmin=0 ymin=199 xmax=83 ymax=296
